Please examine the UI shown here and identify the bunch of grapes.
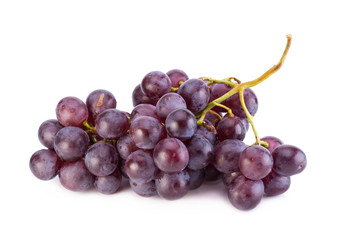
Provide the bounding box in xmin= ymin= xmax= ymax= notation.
xmin=29 ymin=35 xmax=306 ymax=210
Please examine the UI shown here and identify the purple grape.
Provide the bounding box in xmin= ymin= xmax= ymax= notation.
xmin=204 ymin=164 xmax=222 ymax=182
xmin=59 ymin=159 xmax=95 ymax=191
xmin=125 ymin=150 xmax=158 ymax=183
xmin=29 ymin=149 xmax=62 ymax=180
xmin=86 ymin=89 xmax=117 ymax=123
xmin=165 ymin=108 xmax=197 ymax=141
xmin=228 ymin=175 xmax=264 ymax=210
xmin=225 ymin=88 xmax=258 ymax=118
xmin=222 ymin=171 xmax=242 ymax=188
xmin=204 ymin=111 xmax=221 ymax=127
xmin=56 ymin=96 xmax=89 ymax=127
xmin=210 ymin=83 xmax=232 ymax=112
xmin=118 ymin=157 xmax=128 ymax=179
xmin=186 ymin=134 xmax=214 ymax=170
xmin=177 ymin=78 xmax=210 ymax=113
xmin=38 ymin=119 xmax=63 ymax=149
xmin=84 ymin=142 xmax=119 ymax=177
xmin=156 ymin=93 xmax=187 ymax=122
xmin=132 ymin=84 xmax=158 ymax=107
xmin=116 ymin=134 xmax=139 ymax=160
xmin=195 ymin=120 xmax=217 ymax=145
xmin=238 ymin=145 xmax=273 ymax=180
xmin=166 ymin=69 xmax=189 ymax=88
xmin=54 ymin=126 xmax=89 ymax=162
xmin=155 ymin=171 xmax=190 ymax=200
xmin=240 ymin=117 xmax=249 ymax=132
xmin=95 ymin=109 xmax=129 ymax=139
xmin=153 ymin=138 xmax=189 ymax=173
xmin=187 ymin=168 xmax=205 ymax=190
xmin=272 ymin=145 xmax=307 ymax=176
xmin=130 ymin=179 xmax=157 ymax=197
xmin=213 ymin=139 xmax=246 ymax=173
xmin=262 ymin=170 xmax=291 ymax=196
xmin=216 ymin=116 xmax=246 ymax=141
xmin=94 ymin=168 xmax=122 ymax=194
xmin=129 ymin=116 xmax=165 ymax=150
xmin=130 ymin=104 xmax=159 ymax=122
xmin=141 ymin=71 xmax=172 ymax=98
xmin=261 ymin=136 xmax=283 ymax=153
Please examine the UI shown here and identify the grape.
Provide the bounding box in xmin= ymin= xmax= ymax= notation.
xmin=262 ymin=170 xmax=291 ymax=196
xmin=129 ymin=179 xmax=157 ymax=197
xmin=155 ymin=171 xmax=190 ymax=200
xmin=272 ymin=145 xmax=307 ymax=176
xmin=118 ymin=157 xmax=128 ymax=179
xmin=38 ymin=119 xmax=63 ymax=149
xmin=56 ymin=96 xmax=88 ymax=127
xmin=209 ymin=83 xmax=232 ymax=112
xmin=240 ymin=117 xmax=249 ymax=132
xmin=116 ymin=134 xmax=139 ymax=160
xmin=187 ymin=168 xmax=205 ymax=190
xmin=216 ymin=116 xmax=246 ymax=141
xmin=156 ymin=93 xmax=187 ymax=122
xmin=94 ymin=168 xmax=122 ymax=194
xmin=165 ymin=108 xmax=197 ymax=141
xmin=130 ymin=104 xmax=159 ymax=122
xmin=59 ymin=159 xmax=95 ymax=191
xmin=222 ymin=171 xmax=242 ymax=188
xmin=84 ymin=142 xmax=119 ymax=177
xmin=129 ymin=116 xmax=165 ymax=149
xmin=225 ymin=88 xmax=258 ymax=118
xmin=125 ymin=150 xmax=158 ymax=183
xmin=132 ymin=84 xmax=158 ymax=106
xmin=86 ymin=89 xmax=117 ymax=123
xmin=54 ymin=126 xmax=89 ymax=161
xmin=153 ymin=138 xmax=189 ymax=173
xmin=204 ymin=164 xmax=222 ymax=182
xmin=95 ymin=109 xmax=129 ymax=139
xmin=29 ymin=149 xmax=62 ymax=180
xmin=141 ymin=71 xmax=172 ymax=98
xmin=238 ymin=145 xmax=273 ymax=180
xmin=261 ymin=136 xmax=283 ymax=153
xmin=195 ymin=120 xmax=217 ymax=145
xmin=213 ymin=139 xmax=246 ymax=173
xmin=177 ymin=78 xmax=210 ymax=113
xmin=228 ymin=175 xmax=264 ymax=210
xmin=166 ymin=69 xmax=189 ymax=88
xmin=204 ymin=111 xmax=221 ymax=127
xmin=186 ymin=134 xmax=214 ymax=170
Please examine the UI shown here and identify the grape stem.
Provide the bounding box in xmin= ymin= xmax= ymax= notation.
xmin=83 ymin=120 xmax=97 ymax=133
xmin=197 ymin=34 xmax=292 ymax=145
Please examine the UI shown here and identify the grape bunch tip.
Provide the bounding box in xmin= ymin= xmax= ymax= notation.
xmin=30 ymin=35 xmax=307 ymax=210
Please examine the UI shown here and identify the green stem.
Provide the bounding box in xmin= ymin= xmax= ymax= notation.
xmin=83 ymin=120 xmax=97 ymax=133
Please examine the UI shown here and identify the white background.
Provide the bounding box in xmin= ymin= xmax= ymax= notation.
xmin=1 ymin=0 xmax=359 ymax=239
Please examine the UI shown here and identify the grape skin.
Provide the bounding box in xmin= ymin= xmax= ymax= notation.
xmin=204 ymin=164 xmax=222 ymax=182
xmin=94 ymin=168 xmax=122 ymax=194
xmin=177 ymin=78 xmax=210 ymax=113
xmin=38 ymin=119 xmax=63 ymax=149
xmin=238 ymin=145 xmax=273 ymax=180
xmin=272 ymin=145 xmax=307 ymax=176
xmin=216 ymin=116 xmax=246 ymax=141
xmin=155 ymin=171 xmax=190 ymax=200
xmin=156 ymin=93 xmax=187 ymax=122
xmin=95 ymin=109 xmax=129 ymax=139
xmin=84 ymin=142 xmax=119 ymax=177
xmin=187 ymin=168 xmax=205 ymax=190
xmin=213 ymin=139 xmax=246 ymax=174
xmin=56 ymin=96 xmax=89 ymax=127
xmin=129 ymin=116 xmax=165 ymax=150
xmin=261 ymin=136 xmax=283 ymax=153
xmin=141 ymin=71 xmax=172 ymax=99
xmin=153 ymin=138 xmax=189 ymax=173
xmin=29 ymin=149 xmax=62 ymax=180
xmin=130 ymin=104 xmax=159 ymax=122
xmin=54 ymin=126 xmax=89 ymax=162
xmin=228 ymin=175 xmax=264 ymax=210
xmin=195 ymin=120 xmax=217 ymax=145
xmin=186 ymin=134 xmax=214 ymax=170
xmin=86 ymin=89 xmax=117 ymax=123
xmin=262 ymin=170 xmax=291 ymax=196
xmin=116 ymin=134 xmax=139 ymax=160
xmin=130 ymin=179 xmax=157 ymax=197
xmin=225 ymin=88 xmax=258 ymax=118
xmin=125 ymin=150 xmax=158 ymax=183
xmin=132 ymin=84 xmax=158 ymax=106
xmin=59 ymin=159 xmax=95 ymax=192
xmin=165 ymin=108 xmax=197 ymax=141
xmin=166 ymin=69 xmax=189 ymax=88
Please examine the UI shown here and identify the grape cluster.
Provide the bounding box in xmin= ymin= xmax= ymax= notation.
xmin=29 ymin=68 xmax=306 ymax=210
